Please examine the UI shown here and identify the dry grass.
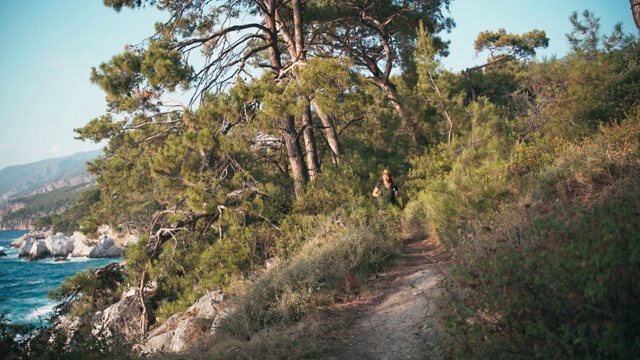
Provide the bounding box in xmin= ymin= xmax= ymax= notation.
xmin=159 ymin=206 xmax=404 ymax=358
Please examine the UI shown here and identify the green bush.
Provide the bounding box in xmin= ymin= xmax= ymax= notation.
xmin=406 ymin=147 xmax=512 ymax=249
xmin=403 ymin=98 xmax=516 ymax=249
xmin=439 ymin=195 xmax=640 ymax=359
xmin=276 ymin=213 xmax=325 ymax=259
xmin=147 ymin=229 xmax=258 ymax=323
xmin=437 ymin=116 xmax=640 ymax=359
xmin=48 ymin=263 xmax=124 ymax=319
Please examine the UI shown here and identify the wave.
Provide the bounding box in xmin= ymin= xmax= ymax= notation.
xmin=0 ymin=280 xmax=47 ymax=292
xmin=0 ymin=282 xmax=22 ymax=289
xmin=0 ymin=246 xmax=18 ymax=256
xmin=38 ymin=257 xmax=65 ymax=264
xmin=38 ymin=256 xmax=117 ymax=264
xmin=25 ymin=302 xmax=58 ymax=323
xmin=23 ymin=296 xmax=49 ymax=305
xmin=40 ymin=256 xmax=96 ymax=264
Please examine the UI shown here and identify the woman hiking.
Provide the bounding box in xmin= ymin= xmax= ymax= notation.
xmin=372 ymin=169 xmax=399 ymax=207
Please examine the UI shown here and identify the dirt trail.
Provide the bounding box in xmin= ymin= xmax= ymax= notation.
xmin=321 ymin=236 xmax=451 ymax=360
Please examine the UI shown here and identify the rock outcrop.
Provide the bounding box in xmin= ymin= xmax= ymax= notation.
xmin=28 ymin=229 xmax=52 ymax=239
xmin=123 ymin=234 xmax=139 ymax=247
xmin=90 ymin=288 xmax=230 ymax=356
xmin=28 ymin=240 xmax=49 ymax=261
xmin=16 ymin=235 xmax=35 ymax=257
xmin=136 ymin=290 xmax=230 ymax=355
xmin=89 ymin=236 xmax=123 ymax=258
xmin=11 ymin=229 xmax=135 ymax=260
xmin=10 ymin=234 xmax=27 ymax=248
xmin=45 ymin=233 xmax=75 ymax=258
xmin=92 ymin=288 xmax=149 ymax=342
xmin=70 ymin=232 xmax=94 ymax=257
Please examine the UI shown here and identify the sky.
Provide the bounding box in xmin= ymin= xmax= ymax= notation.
xmin=0 ymin=0 xmax=636 ymax=171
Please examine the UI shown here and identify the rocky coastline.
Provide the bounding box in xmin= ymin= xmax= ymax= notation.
xmin=9 ymin=227 xmax=138 ymax=261
xmin=7 ymin=227 xmax=233 ymax=355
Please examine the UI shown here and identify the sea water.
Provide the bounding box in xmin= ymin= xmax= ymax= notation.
xmin=0 ymin=230 xmax=122 ymax=325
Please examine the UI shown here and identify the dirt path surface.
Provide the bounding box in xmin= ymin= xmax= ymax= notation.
xmin=321 ymin=236 xmax=451 ymax=360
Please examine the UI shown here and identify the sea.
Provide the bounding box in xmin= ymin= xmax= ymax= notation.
xmin=0 ymin=230 xmax=122 ymax=326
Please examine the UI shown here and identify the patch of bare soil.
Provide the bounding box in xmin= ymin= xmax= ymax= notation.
xmin=318 ymin=236 xmax=451 ymax=360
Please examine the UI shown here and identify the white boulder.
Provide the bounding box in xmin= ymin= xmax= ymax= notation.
xmin=44 ymin=233 xmax=74 ymax=258
xmin=70 ymin=231 xmax=95 ymax=257
xmin=10 ymin=234 xmax=28 ymax=248
xmin=89 ymin=236 xmax=123 ymax=258
xmin=124 ymin=234 xmax=139 ymax=247
xmin=18 ymin=237 xmax=36 ymax=257
xmin=28 ymin=241 xmax=49 ymax=261
xmin=92 ymin=291 xmax=146 ymax=341
xmin=70 ymin=232 xmax=124 ymax=258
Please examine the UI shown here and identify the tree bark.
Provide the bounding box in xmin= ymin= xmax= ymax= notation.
xmin=302 ymin=97 xmax=320 ymax=180
xmin=263 ymin=0 xmax=282 ymax=75
xmin=632 ymin=0 xmax=640 ymax=32
xmin=276 ymin=0 xmax=320 ymax=188
xmin=138 ymin=263 xmax=149 ymax=336
xmin=292 ymin=0 xmax=304 ymax=60
xmin=311 ymin=97 xmax=340 ymax=166
xmin=261 ymin=0 xmax=309 ymax=197
xmin=282 ymin=115 xmax=308 ymax=197
xmin=374 ymin=78 xmax=419 ymax=147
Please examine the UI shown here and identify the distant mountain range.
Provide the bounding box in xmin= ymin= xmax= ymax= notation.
xmin=0 ymin=149 xmax=102 ymax=230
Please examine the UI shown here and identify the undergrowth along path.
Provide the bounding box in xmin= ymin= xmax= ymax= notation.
xmin=322 ymin=235 xmax=451 ymax=360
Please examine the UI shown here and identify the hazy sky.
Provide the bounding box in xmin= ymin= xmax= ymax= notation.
xmin=0 ymin=0 xmax=636 ymax=170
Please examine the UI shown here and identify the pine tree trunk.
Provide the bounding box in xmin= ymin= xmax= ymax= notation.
xmin=311 ymin=97 xmax=340 ymax=166
xmin=632 ymin=0 xmax=640 ymax=32
xmin=302 ymin=98 xmax=320 ymax=181
xmin=378 ymin=80 xmax=419 ymax=147
xmin=262 ymin=0 xmax=282 ymax=73
xmin=282 ymin=115 xmax=308 ymax=198
xmin=262 ymin=0 xmax=307 ymax=198
xmin=292 ymin=0 xmax=304 ymax=59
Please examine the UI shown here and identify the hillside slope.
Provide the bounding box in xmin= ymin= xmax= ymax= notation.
xmin=0 ymin=149 xmax=101 ymax=229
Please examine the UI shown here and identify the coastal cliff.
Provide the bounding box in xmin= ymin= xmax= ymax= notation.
xmin=0 ymin=150 xmax=100 ymax=230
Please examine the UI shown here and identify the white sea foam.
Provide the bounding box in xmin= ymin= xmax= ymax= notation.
xmin=25 ymin=302 xmax=57 ymax=322
xmin=22 ymin=297 xmax=46 ymax=306
xmin=39 ymin=257 xmax=60 ymax=264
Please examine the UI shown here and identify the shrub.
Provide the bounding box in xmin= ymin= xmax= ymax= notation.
xmin=439 ymin=194 xmax=640 ymax=359
xmin=148 ymin=229 xmax=258 ymax=323
xmin=437 ymin=116 xmax=640 ymax=359
xmin=407 ymin=150 xmax=512 ymax=250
